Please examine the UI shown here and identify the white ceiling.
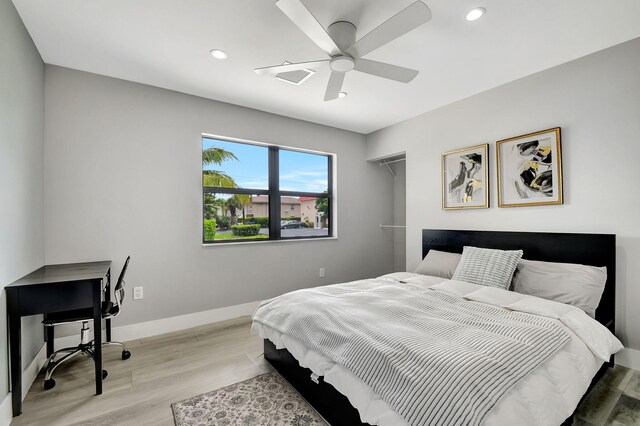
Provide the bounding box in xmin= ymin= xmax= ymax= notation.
xmin=13 ymin=0 xmax=640 ymax=134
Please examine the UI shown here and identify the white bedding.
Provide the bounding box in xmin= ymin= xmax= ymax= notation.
xmin=252 ymin=273 xmax=622 ymax=426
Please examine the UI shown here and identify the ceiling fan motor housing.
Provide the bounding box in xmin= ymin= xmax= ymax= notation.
xmin=327 ymin=21 xmax=357 ymax=52
xmin=330 ymin=55 xmax=355 ymax=72
xmin=327 ymin=21 xmax=357 ymax=73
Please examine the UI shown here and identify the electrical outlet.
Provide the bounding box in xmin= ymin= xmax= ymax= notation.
xmin=319 ymin=268 xmax=325 ymax=278
xmin=133 ymin=286 xmax=143 ymax=300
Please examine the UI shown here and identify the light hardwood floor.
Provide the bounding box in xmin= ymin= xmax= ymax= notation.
xmin=12 ymin=317 xmax=271 ymax=426
xmin=11 ymin=317 xmax=640 ymax=426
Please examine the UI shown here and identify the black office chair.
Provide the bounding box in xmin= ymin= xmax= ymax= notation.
xmin=42 ymin=256 xmax=132 ymax=390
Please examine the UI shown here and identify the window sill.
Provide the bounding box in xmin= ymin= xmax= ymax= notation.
xmin=202 ymin=236 xmax=338 ymax=247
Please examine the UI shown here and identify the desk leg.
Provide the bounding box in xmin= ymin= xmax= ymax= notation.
xmin=105 ymin=268 xmax=111 ymax=342
xmin=93 ymin=281 xmax=103 ymax=395
xmin=7 ymin=290 xmax=22 ymax=416
xmin=46 ymin=326 xmax=54 ymax=358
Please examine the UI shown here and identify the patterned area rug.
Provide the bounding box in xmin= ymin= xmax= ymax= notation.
xmin=171 ymin=372 xmax=329 ymax=426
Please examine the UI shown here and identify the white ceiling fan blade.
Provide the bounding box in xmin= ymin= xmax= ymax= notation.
xmin=324 ymin=71 xmax=345 ymax=101
xmin=254 ymin=59 xmax=329 ymax=76
xmin=346 ymin=1 xmax=432 ymax=58
xmin=276 ymin=0 xmax=341 ymax=56
xmin=354 ymin=59 xmax=418 ymax=83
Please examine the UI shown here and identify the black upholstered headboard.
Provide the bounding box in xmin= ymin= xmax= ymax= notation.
xmin=422 ymin=229 xmax=616 ymax=334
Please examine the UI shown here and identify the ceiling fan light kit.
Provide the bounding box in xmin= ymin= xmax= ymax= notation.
xmin=330 ymin=55 xmax=355 ymax=73
xmin=255 ymin=0 xmax=432 ymax=101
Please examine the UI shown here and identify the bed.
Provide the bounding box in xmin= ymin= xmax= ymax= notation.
xmin=252 ymin=229 xmax=620 ymax=426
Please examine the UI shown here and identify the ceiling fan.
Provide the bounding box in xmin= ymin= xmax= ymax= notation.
xmin=255 ymin=0 xmax=432 ymax=101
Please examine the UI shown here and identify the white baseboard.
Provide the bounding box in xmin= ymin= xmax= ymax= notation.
xmin=616 ymin=347 xmax=640 ymax=370
xmin=0 ymin=344 xmax=47 ymax=426
xmin=0 ymin=392 xmax=11 ymax=426
xmin=21 ymin=345 xmax=47 ymax=401
xmin=55 ymin=300 xmax=260 ymax=348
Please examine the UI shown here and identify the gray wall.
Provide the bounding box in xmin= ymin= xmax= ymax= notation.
xmin=0 ymin=0 xmax=45 ymax=402
xmin=44 ymin=66 xmax=395 ymax=329
xmin=366 ymin=37 xmax=640 ymax=349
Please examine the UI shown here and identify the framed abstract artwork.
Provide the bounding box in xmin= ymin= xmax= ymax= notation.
xmin=441 ymin=144 xmax=489 ymax=210
xmin=496 ymin=127 xmax=563 ymax=208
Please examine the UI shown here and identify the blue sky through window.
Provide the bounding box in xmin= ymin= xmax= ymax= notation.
xmin=279 ymin=149 xmax=328 ymax=193
xmin=203 ymin=137 xmax=328 ymax=193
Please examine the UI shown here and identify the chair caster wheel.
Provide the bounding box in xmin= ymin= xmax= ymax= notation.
xmin=44 ymin=379 xmax=56 ymax=390
xmin=122 ymin=350 xmax=131 ymax=360
xmin=102 ymin=370 xmax=108 ymax=380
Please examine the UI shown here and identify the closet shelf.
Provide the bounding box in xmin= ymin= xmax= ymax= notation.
xmin=379 ymin=225 xmax=406 ymax=229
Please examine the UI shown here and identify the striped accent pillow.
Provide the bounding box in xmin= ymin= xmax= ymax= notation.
xmin=452 ymin=246 xmax=523 ymax=290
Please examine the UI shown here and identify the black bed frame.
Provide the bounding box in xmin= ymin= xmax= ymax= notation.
xmin=264 ymin=229 xmax=617 ymax=426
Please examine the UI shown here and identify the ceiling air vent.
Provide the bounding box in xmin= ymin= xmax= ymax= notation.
xmin=275 ymin=62 xmax=315 ymax=86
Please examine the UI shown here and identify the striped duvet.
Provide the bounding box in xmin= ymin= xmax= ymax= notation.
xmin=252 ymin=278 xmax=571 ymax=426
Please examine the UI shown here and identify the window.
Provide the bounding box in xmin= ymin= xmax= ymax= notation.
xmin=202 ymin=136 xmax=333 ymax=243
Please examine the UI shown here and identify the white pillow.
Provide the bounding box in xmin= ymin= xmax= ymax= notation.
xmin=414 ymin=250 xmax=461 ymax=279
xmin=452 ymin=246 xmax=523 ymax=290
xmin=513 ymin=259 xmax=607 ymax=318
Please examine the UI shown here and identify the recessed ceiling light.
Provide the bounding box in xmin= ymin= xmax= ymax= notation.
xmin=210 ymin=49 xmax=228 ymax=60
xmin=465 ymin=7 xmax=486 ymax=21
xmin=338 ymin=92 xmax=347 ymax=99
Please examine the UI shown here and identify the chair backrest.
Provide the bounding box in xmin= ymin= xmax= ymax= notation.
xmin=113 ymin=256 xmax=130 ymax=311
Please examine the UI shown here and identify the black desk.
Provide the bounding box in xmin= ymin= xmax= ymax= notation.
xmin=5 ymin=261 xmax=112 ymax=417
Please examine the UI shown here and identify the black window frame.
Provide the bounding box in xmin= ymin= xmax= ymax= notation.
xmin=202 ymin=137 xmax=333 ymax=244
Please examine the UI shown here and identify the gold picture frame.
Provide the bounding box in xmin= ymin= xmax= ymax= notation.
xmin=441 ymin=144 xmax=489 ymax=210
xmin=497 ymin=127 xmax=563 ymax=208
